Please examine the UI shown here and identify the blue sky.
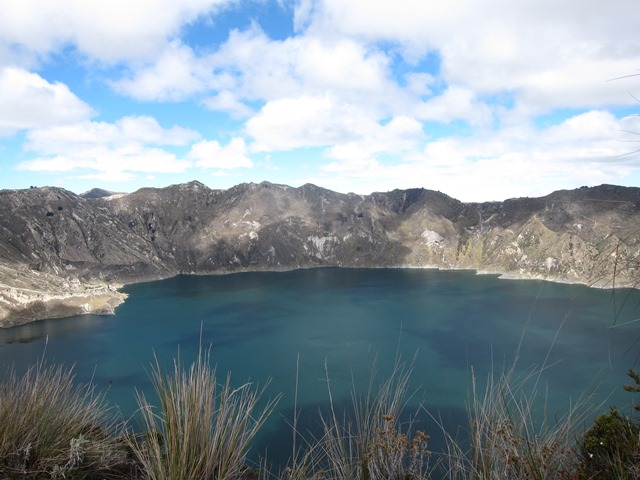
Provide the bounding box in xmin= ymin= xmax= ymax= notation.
xmin=0 ymin=0 xmax=639 ymax=201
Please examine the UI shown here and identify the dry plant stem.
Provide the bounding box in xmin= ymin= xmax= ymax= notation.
xmin=436 ymin=363 xmax=598 ymax=480
xmin=433 ymin=310 xmax=602 ymax=480
xmin=281 ymin=358 xmax=431 ymax=480
xmin=128 ymin=347 xmax=279 ymax=480
xmin=0 ymin=360 xmax=126 ymax=478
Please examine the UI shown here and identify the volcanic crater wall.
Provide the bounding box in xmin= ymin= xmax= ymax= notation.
xmin=1 ymin=181 xmax=638 ymax=326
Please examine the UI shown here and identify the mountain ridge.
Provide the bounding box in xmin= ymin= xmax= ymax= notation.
xmin=1 ymin=181 xmax=638 ymax=327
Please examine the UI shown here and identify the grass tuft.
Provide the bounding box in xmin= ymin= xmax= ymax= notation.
xmin=437 ymin=365 xmax=597 ymax=480
xmin=280 ymin=359 xmax=431 ymax=480
xmin=127 ymin=347 xmax=279 ymax=480
xmin=1 ymin=349 xmax=636 ymax=479
xmin=0 ymin=360 xmax=128 ymax=478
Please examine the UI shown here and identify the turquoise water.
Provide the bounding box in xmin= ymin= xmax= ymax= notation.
xmin=0 ymin=268 xmax=638 ymax=465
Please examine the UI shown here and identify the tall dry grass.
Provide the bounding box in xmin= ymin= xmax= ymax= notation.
xmin=128 ymin=348 xmax=279 ymax=480
xmin=280 ymin=360 xmax=432 ymax=480
xmin=0 ymin=360 xmax=128 ymax=478
xmin=436 ymin=364 xmax=597 ymax=480
xmin=0 ymin=344 xmax=627 ymax=479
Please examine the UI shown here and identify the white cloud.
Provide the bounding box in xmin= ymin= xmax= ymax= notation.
xmin=17 ymin=116 xmax=199 ymax=181
xmin=306 ymin=110 xmax=640 ymax=201
xmin=189 ymin=137 xmax=253 ymax=169
xmin=202 ymin=91 xmax=253 ymax=118
xmin=293 ymin=0 xmax=315 ymax=32
xmin=0 ymin=0 xmax=234 ymax=63
xmin=323 ymin=115 xmax=424 ymax=165
xmin=404 ymin=72 xmax=436 ymax=97
xmin=112 ymin=26 xmax=301 ymax=105
xmin=246 ymin=93 xmax=425 ymax=178
xmin=25 ymin=116 xmax=199 ymax=153
xmin=304 ymin=0 xmax=640 ymax=115
xmin=20 ymin=148 xmax=189 ymax=176
xmin=224 ymin=28 xmax=408 ymax=115
xmin=112 ymin=41 xmax=212 ymax=101
xmin=1 ymin=0 xmax=639 ymax=200
xmin=0 ymin=67 xmax=93 ymax=135
xmin=208 ymin=27 xmax=301 ymax=101
xmin=246 ymin=95 xmax=384 ymax=151
xmin=296 ymin=37 xmax=392 ymax=99
xmin=115 ymin=116 xmax=200 ymax=145
xmin=416 ymin=86 xmax=493 ymax=126
xmin=117 ymin=25 xmax=406 ymax=115
xmin=543 ymin=110 xmax=621 ymax=144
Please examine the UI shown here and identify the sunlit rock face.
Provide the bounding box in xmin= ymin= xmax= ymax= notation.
xmin=1 ymin=181 xmax=638 ymax=326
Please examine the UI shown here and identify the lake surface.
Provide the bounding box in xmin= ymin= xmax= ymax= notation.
xmin=0 ymin=268 xmax=638 ymax=466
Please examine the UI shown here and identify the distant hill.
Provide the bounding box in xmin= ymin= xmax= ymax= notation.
xmin=0 ymin=181 xmax=638 ymax=326
xmin=80 ymin=188 xmax=118 ymax=199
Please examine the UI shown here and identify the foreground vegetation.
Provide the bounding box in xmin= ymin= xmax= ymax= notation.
xmin=0 ymin=352 xmax=638 ymax=480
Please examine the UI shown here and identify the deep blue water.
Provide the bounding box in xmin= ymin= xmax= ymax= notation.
xmin=0 ymin=267 xmax=638 ymax=466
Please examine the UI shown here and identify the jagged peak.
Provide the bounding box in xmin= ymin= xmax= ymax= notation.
xmin=183 ymin=180 xmax=208 ymax=189
xmin=167 ymin=180 xmax=209 ymax=191
xmin=8 ymin=181 xmax=640 ymax=210
xmin=297 ymin=183 xmax=340 ymax=196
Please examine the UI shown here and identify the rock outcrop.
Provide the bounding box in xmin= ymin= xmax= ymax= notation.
xmin=1 ymin=181 xmax=638 ymax=327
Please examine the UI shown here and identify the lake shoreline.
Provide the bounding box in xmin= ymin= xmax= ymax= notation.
xmin=1 ymin=267 xmax=636 ymax=478
xmin=1 ymin=262 xmax=633 ymax=328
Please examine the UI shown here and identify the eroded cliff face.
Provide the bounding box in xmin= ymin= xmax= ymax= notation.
xmin=1 ymin=181 xmax=638 ymax=326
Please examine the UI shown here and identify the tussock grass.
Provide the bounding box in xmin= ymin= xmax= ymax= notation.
xmin=0 ymin=348 xmax=633 ymax=479
xmin=436 ymin=364 xmax=597 ymax=480
xmin=279 ymin=360 xmax=432 ymax=480
xmin=127 ymin=348 xmax=279 ymax=480
xmin=431 ymin=290 xmax=607 ymax=479
xmin=0 ymin=361 xmax=128 ymax=479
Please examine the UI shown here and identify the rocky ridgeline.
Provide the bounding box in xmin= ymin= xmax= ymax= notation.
xmin=0 ymin=181 xmax=638 ymax=326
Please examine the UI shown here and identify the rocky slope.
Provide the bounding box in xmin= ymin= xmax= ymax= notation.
xmin=1 ymin=181 xmax=638 ymax=326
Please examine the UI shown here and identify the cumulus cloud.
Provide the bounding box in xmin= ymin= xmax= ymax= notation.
xmin=303 ymin=0 xmax=640 ymax=113
xmin=25 ymin=116 xmax=198 ymax=152
xmin=246 ymin=95 xmax=376 ymax=151
xmin=416 ymin=86 xmax=493 ymax=126
xmin=323 ymin=116 xmax=424 ymax=165
xmin=0 ymin=67 xmax=93 ymax=135
xmin=115 ymin=24 xmax=407 ymax=116
xmin=115 ymin=0 xmax=638 ymax=135
xmin=202 ymin=91 xmax=254 ymax=118
xmin=1 ymin=0 xmax=639 ymax=199
xmin=246 ymin=93 xmax=425 ymax=181
xmin=18 ymin=116 xmax=199 ymax=181
xmin=0 ymin=0 xmax=234 ymax=63
xmin=112 ymin=41 xmax=212 ymax=101
xmin=308 ymin=110 xmax=640 ymax=201
xmin=189 ymin=137 xmax=253 ymax=169
xmin=19 ymin=148 xmax=190 ymax=182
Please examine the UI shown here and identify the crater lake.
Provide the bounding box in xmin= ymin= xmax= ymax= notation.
xmin=0 ymin=267 xmax=638 ymax=466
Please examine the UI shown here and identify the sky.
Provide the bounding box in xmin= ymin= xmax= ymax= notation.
xmin=0 ymin=0 xmax=639 ymax=202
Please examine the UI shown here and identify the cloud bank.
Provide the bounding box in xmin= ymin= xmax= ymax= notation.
xmin=0 ymin=0 xmax=638 ymax=200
